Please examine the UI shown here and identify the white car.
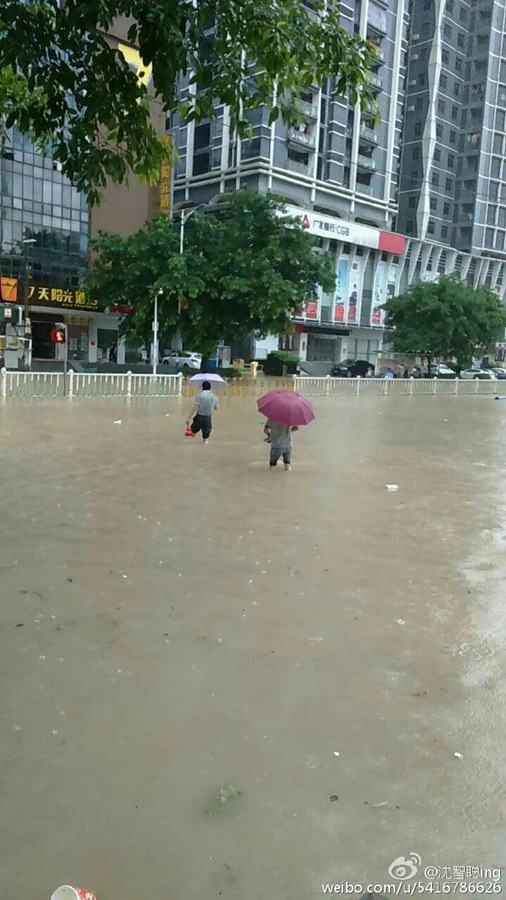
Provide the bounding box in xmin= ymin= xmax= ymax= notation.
xmin=459 ymin=369 xmax=496 ymax=380
xmin=161 ymin=350 xmax=202 ymax=369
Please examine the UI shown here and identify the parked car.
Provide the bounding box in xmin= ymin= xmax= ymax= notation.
xmin=161 ymin=350 xmax=202 ymax=369
xmin=460 ymin=369 xmax=497 ymax=380
xmin=331 ymin=359 xmax=374 ymax=378
xmin=491 ymin=367 xmax=506 ymax=379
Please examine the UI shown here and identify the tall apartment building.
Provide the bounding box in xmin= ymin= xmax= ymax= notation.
xmin=171 ymin=0 xmax=410 ymax=364
xmin=398 ymin=0 xmax=506 ymax=259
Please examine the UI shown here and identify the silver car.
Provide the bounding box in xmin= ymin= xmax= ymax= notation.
xmin=459 ymin=369 xmax=497 ymax=380
xmin=161 ymin=350 xmax=202 ymax=370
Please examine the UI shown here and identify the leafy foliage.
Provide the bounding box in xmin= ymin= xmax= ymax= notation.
xmin=86 ymin=190 xmax=335 ymax=355
xmin=383 ymin=276 xmax=506 ymax=366
xmin=0 ymin=0 xmax=376 ymax=198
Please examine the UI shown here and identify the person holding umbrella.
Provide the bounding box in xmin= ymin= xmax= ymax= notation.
xmin=185 ymin=374 xmax=227 ymax=443
xmin=257 ymin=389 xmax=315 ymax=472
xmin=263 ymin=420 xmax=298 ymax=471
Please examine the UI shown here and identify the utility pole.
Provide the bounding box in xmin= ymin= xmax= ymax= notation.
xmin=22 ymin=237 xmax=36 ymax=370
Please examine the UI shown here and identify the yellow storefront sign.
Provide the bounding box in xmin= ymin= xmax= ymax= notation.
xmin=159 ymin=134 xmax=172 ymax=213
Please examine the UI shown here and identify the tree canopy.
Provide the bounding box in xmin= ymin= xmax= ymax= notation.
xmin=383 ymin=276 xmax=506 ymax=367
xmin=0 ymin=0 xmax=376 ymax=200
xmin=86 ymin=190 xmax=335 ymax=356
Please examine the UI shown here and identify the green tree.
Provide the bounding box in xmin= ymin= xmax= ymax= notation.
xmin=0 ymin=0 xmax=377 ymax=200
xmin=383 ymin=276 xmax=506 ymax=373
xmin=86 ymin=190 xmax=335 ymax=361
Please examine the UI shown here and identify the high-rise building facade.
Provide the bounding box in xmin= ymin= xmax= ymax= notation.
xmin=171 ymin=0 xmax=410 ymax=364
xmin=398 ymin=0 xmax=506 ymax=258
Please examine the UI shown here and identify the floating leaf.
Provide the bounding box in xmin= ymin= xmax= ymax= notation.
xmin=329 ymin=795 xmax=339 ymax=802
xmin=371 ymin=800 xmax=388 ymax=808
xmin=204 ymin=785 xmax=240 ymax=816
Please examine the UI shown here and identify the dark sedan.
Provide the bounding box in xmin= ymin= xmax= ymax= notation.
xmin=330 ymin=359 xmax=374 ymax=378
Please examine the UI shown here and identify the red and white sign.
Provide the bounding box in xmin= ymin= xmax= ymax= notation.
xmin=283 ymin=204 xmax=405 ymax=255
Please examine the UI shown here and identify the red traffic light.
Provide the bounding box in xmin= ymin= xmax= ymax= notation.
xmin=50 ymin=328 xmax=66 ymax=343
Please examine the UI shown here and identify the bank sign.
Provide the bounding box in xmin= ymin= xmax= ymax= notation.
xmin=283 ymin=205 xmax=405 ymax=255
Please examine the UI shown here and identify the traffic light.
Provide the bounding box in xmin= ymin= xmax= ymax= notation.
xmin=50 ymin=323 xmax=66 ymax=343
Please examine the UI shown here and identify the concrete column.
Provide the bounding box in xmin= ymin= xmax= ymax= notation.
xmin=117 ymin=336 xmax=126 ymax=365
xmin=88 ymin=319 xmax=98 ymax=363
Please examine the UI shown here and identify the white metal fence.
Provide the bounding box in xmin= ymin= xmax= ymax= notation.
xmin=293 ymin=375 xmax=500 ymax=397
xmin=0 ymin=369 xmax=183 ymax=399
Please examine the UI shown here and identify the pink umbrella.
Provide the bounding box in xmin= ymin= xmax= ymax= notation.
xmin=257 ymin=389 xmax=315 ymax=426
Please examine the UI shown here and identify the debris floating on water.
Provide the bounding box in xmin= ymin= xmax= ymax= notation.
xmin=386 ymin=484 xmax=399 ymax=492
xmin=329 ymin=795 xmax=339 ymax=802
xmin=453 ymin=752 xmax=464 ymax=760
xmin=396 ymin=619 xmax=406 ymax=626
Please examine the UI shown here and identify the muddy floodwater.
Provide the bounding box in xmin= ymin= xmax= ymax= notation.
xmin=1 ymin=394 xmax=505 ymax=900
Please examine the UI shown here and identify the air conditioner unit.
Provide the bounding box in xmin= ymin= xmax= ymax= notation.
xmin=409 ymin=80 xmax=417 ymax=85
xmin=408 ymin=105 xmax=415 ymax=111
xmin=412 ymin=54 xmax=419 ymax=60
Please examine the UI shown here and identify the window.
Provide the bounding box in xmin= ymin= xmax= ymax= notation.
xmin=491 ymin=157 xmax=502 ymax=179
xmin=446 ymin=0 xmax=454 ymax=10
xmin=194 ymin=123 xmax=210 ymax=150
xmin=442 ymin=49 xmax=449 ymax=64
xmin=457 ymin=32 xmax=465 ymax=48
xmin=436 ymin=124 xmax=443 ymax=137
xmin=448 ymin=153 xmax=455 ymax=168
xmin=419 ymin=73 xmax=426 ymax=86
xmin=485 ymin=228 xmax=494 ymax=246
xmin=408 ymin=195 xmax=416 ymax=208
xmin=434 ymin=148 xmax=441 ymax=161
xmin=497 ymin=110 xmax=506 ymax=131
xmin=430 ymin=197 xmax=437 ymax=210
xmin=441 ymin=225 xmax=448 ymax=240
xmin=443 ymin=202 xmax=450 ymax=215
xmin=445 ymin=176 xmax=452 ymax=190
xmin=438 ymin=99 xmax=446 ymax=115
xmin=444 ymin=23 xmax=452 ymax=38
xmin=413 ymin=147 xmax=420 ymax=160
xmin=493 ymin=134 xmax=503 ymax=155
xmin=496 ymin=232 xmax=505 ymax=251
xmin=455 ymin=57 xmax=462 ymax=73
xmin=459 ymin=6 xmax=467 ymax=21
xmin=487 ymin=205 xmax=497 ymax=225
xmin=406 ymin=220 xmax=414 ymax=233
xmin=451 ymin=105 xmax=459 ymax=121
xmin=453 ymin=82 xmax=460 ymax=97
xmin=415 ymin=122 xmax=422 ymax=136
xmin=428 ymin=220 xmax=435 ymax=234
xmin=432 ymin=172 xmax=440 ymax=186
xmin=440 ymin=74 xmax=448 ymax=89
xmin=450 ymin=130 xmax=456 ymax=144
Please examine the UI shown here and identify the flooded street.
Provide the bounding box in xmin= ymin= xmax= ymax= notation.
xmin=1 ymin=394 xmax=505 ymax=899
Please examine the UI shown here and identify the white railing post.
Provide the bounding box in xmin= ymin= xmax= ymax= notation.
xmin=432 ymin=377 xmax=438 ymax=395
xmin=383 ymin=377 xmax=389 ymax=396
xmin=409 ymin=376 xmax=414 ymax=395
xmin=68 ymin=369 xmax=74 ymax=399
xmin=325 ymin=375 xmax=331 ymax=397
xmin=1 ymin=367 xmax=6 ymax=399
xmin=127 ymin=370 xmax=132 ymax=399
xmin=356 ymin=375 xmax=361 ymax=396
xmin=474 ymin=377 xmax=479 ymax=394
xmin=178 ymin=372 xmax=183 ymax=396
xmin=453 ymin=377 xmax=459 ymax=395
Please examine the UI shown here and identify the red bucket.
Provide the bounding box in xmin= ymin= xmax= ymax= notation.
xmin=50 ymin=887 xmax=98 ymax=900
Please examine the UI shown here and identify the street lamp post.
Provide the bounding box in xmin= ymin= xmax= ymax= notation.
xmin=152 ymin=288 xmax=162 ymax=376
xmin=173 ymin=198 xmax=231 ymax=354
xmin=22 ymin=237 xmax=36 ymax=370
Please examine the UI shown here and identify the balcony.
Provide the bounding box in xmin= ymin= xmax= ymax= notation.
xmin=287 ymin=127 xmax=316 ymax=150
xmin=367 ymin=7 xmax=387 ymax=37
xmin=357 ymin=154 xmax=376 ymax=172
xmin=286 ymin=157 xmax=311 ymax=175
xmin=359 ymin=125 xmax=379 ymax=145
xmin=370 ymin=46 xmax=385 ymax=67
xmin=370 ymin=73 xmax=383 ymax=93
xmin=296 ymin=99 xmax=318 ymax=120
